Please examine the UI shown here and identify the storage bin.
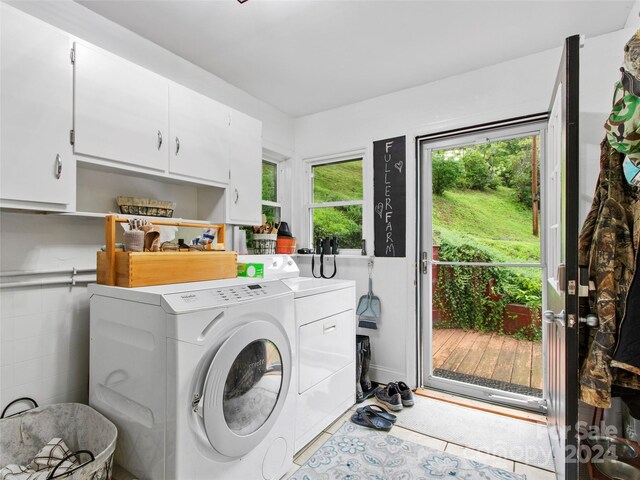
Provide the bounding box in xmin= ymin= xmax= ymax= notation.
xmin=0 ymin=399 xmax=117 ymax=480
xmin=253 ymin=234 xmax=277 ymax=254
xmin=97 ymin=215 xmax=235 ymax=287
xmin=276 ymin=236 xmax=297 ymax=255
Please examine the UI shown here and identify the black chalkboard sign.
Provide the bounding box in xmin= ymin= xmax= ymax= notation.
xmin=373 ymin=136 xmax=406 ymax=257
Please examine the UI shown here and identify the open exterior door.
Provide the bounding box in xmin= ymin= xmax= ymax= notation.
xmin=544 ymin=34 xmax=581 ymax=480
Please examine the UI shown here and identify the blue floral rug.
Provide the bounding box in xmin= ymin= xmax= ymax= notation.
xmin=289 ymin=423 xmax=526 ymax=480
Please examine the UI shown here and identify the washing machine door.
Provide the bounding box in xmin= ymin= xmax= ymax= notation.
xmin=200 ymin=318 xmax=291 ymax=458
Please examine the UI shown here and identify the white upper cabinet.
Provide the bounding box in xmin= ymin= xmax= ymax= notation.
xmin=73 ymin=42 xmax=169 ymax=171
xmin=228 ymin=109 xmax=262 ymax=225
xmin=1 ymin=5 xmax=74 ymax=210
xmin=168 ymin=84 xmax=230 ymax=185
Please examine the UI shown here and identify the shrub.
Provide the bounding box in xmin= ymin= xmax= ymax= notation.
xmin=502 ymin=273 xmax=542 ymax=308
xmin=433 ymin=240 xmax=507 ymax=333
xmin=432 ymin=157 xmax=461 ymax=195
xmin=462 ymin=151 xmax=492 ymax=190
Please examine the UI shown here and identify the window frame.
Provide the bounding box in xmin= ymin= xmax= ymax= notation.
xmin=261 ymin=159 xmax=281 ymax=223
xmin=305 ymin=150 xmax=366 ymax=255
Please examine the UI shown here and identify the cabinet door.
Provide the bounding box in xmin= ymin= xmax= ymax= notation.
xmin=169 ymin=84 xmax=230 ymax=184
xmin=1 ymin=5 xmax=74 ymax=208
xmin=73 ymin=42 xmax=168 ymax=171
xmin=228 ymin=110 xmax=262 ymax=225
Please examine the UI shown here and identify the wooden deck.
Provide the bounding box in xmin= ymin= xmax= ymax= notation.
xmin=432 ymin=328 xmax=543 ymax=394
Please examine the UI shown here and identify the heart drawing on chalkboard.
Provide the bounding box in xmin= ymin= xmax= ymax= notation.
xmin=394 ymin=161 xmax=403 ymax=173
xmin=375 ymin=202 xmax=383 ymax=219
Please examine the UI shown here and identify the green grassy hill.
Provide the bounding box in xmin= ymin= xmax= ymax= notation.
xmin=433 ymin=186 xmax=540 ymax=263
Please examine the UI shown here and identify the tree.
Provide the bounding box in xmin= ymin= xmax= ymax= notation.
xmin=461 ymin=149 xmax=492 ymax=190
xmin=432 ymin=156 xmax=461 ymax=195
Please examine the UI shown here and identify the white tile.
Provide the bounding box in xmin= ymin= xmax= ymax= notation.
xmin=42 ymin=386 xmax=88 ymax=406
xmin=294 ymin=432 xmax=331 ymax=466
xmin=392 ymin=426 xmax=448 ymax=451
xmin=280 ymin=463 xmax=299 ymax=479
xmin=1 ymin=341 xmax=14 ymax=366
xmin=13 ymin=288 xmax=43 ymax=316
xmin=13 ymin=312 xmax=47 ymax=339
xmin=13 ymin=372 xmax=68 ymax=404
xmin=1 ymin=386 xmax=19 ymax=411
xmin=41 ymin=286 xmax=76 ymax=313
xmin=324 ymin=409 xmax=354 ymax=434
xmin=12 ymin=358 xmax=40 ymax=386
xmin=1 ymin=290 xmax=15 ymax=318
xmin=39 ymin=353 xmax=71 ymax=381
xmin=514 ymin=462 xmax=556 ymax=479
xmin=0 ymin=365 xmax=14 ymax=391
xmin=445 ymin=443 xmax=514 ymax=472
xmin=12 ymin=337 xmax=41 ymax=364
xmin=1 ymin=315 xmax=14 ymax=343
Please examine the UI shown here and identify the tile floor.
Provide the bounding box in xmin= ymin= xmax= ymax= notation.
xmin=288 ymin=398 xmax=556 ymax=480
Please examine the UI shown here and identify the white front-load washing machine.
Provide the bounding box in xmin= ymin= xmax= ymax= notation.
xmin=89 ymin=276 xmax=296 ymax=480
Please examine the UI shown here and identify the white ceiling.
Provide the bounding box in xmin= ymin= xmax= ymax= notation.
xmin=77 ymin=0 xmax=634 ymax=117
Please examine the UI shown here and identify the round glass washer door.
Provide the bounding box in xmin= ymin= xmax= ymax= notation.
xmin=201 ymin=319 xmax=291 ymax=459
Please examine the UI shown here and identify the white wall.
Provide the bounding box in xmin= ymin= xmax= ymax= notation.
xmin=0 ymin=1 xmax=296 ymax=412
xmin=293 ymin=28 xmax=633 ymax=388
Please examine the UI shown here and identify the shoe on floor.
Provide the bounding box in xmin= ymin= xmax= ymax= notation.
xmin=374 ymin=383 xmax=403 ymax=411
xmin=396 ymin=381 xmax=414 ymax=407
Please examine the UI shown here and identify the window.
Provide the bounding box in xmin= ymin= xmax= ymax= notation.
xmin=309 ymin=158 xmax=363 ymax=250
xmin=262 ymin=160 xmax=281 ymax=224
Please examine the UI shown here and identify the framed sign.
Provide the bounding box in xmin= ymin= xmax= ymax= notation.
xmin=373 ymin=136 xmax=406 ymax=257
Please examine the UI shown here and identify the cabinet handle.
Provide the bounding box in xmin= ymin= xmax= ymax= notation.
xmin=157 ymin=130 xmax=163 ymax=150
xmin=175 ymin=137 xmax=180 ymax=155
xmin=55 ymin=154 xmax=62 ymax=179
xmin=234 ymin=188 xmax=239 ymax=204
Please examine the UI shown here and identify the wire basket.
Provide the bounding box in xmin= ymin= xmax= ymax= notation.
xmin=253 ymin=234 xmax=277 ymax=255
xmin=116 ymin=196 xmax=175 ymax=218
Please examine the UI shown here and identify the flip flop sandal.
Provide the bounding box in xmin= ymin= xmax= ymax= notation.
xmin=356 ymin=404 xmax=397 ymax=424
xmin=350 ymin=410 xmax=393 ymax=431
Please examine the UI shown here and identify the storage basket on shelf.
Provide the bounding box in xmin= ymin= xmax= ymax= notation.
xmin=0 ymin=398 xmax=117 ymax=480
xmin=253 ymin=234 xmax=277 ymax=255
xmin=115 ymin=196 xmax=175 ymax=218
xmin=96 ymin=215 xmax=236 ymax=288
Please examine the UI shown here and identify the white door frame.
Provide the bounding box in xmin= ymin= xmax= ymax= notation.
xmin=417 ymin=118 xmax=549 ymax=412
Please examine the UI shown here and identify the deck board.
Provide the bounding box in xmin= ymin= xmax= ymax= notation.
xmin=432 ymin=328 xmax=542 ymax=392
xmin=457 ymin=332 xmax=492 ymax=375
xmin=433 ymin=329 xmax=468 ymax=369
xmin=510 ymin=340 xmax=533 ymax=387
xmin=530 ymin=342 xmax=543 ymax=390
xmin=473 ymin=333 xmax=504 ymax=380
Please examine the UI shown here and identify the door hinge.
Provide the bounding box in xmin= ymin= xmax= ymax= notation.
xmin=421 ymin=251 xmax=428 ymax=275
xmin=228 ymin=113 xmax=231 ymax=126
xmin=69 ymin=129 xmax=75 ymax=145
xmin=70 ymin=47 xmax=75 ymax=64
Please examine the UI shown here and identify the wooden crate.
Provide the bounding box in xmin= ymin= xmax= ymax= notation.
xmin=97 ymin=214 xmax=236 ymax=287
xmin=97 ymin=250 xmax=237 ymax=288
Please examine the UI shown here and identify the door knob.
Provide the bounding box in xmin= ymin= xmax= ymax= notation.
xmin=543 ymin=310 xmax=566 ymax=327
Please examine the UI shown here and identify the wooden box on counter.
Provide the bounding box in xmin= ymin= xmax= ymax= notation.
xmin=97 ymin=215 xmax=237 ymax=288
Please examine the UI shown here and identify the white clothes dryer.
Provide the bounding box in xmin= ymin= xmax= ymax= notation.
xmin=89 ymin=276 xmax=296 ymax=480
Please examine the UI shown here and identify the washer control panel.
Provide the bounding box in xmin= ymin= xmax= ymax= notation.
xmin=162 ymin=280 xmax=290 ymax=312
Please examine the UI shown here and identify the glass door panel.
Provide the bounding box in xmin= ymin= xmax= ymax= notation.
xmin=421 ymin=123 xmax=547 ymax=410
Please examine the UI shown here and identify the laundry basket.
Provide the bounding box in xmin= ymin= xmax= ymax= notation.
xmin=0 ymin=398 xmax=117 ymax=480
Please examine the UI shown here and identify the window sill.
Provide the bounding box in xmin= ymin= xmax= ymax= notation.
xmin=292 ymin=253 xmax=373 ymax=260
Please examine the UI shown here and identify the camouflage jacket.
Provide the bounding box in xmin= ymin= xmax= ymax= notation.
xmin=578 ymin=139 xmax=640 ymax=408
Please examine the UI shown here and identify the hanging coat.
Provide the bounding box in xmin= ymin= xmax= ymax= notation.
xmin=578 ymin=138 xmax=640 ymax=408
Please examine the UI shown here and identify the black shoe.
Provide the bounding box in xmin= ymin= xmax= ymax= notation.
xmin=374 ymin=383 xmax=403 ymax=411
xmin=396 ymin=381 xmax=414 ymax=407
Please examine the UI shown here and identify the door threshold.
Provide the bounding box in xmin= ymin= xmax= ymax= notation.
xmin=416 ymin=388 xmax=547 ymax=425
